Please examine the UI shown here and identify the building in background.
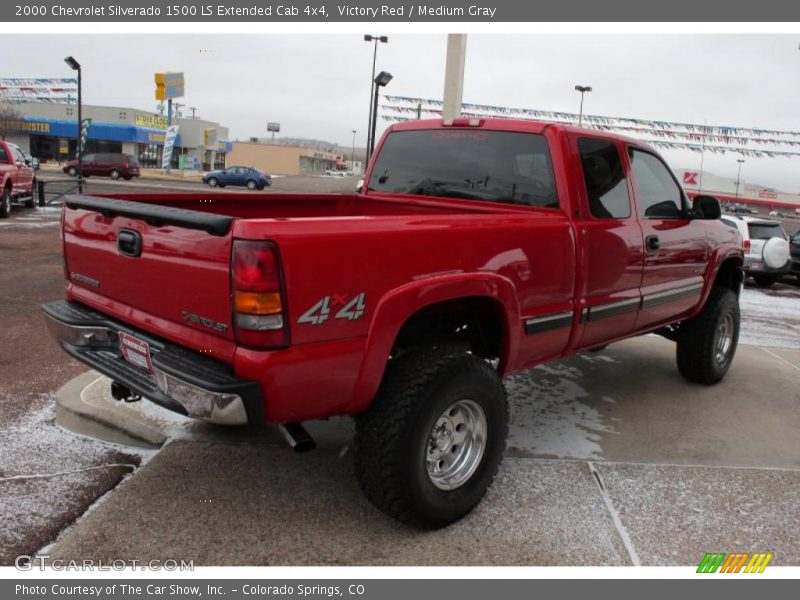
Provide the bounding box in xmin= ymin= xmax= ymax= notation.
xmin=227 ymin=141 xmax=343 ymax=176
xmin=0 ymin=101 xmax=230 ymax=170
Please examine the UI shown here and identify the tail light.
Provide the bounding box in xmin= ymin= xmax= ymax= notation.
xmin=743 ymin=239 xmax=751 ymax=250
xmin=231 ymin=240 xmax=289 ymax=349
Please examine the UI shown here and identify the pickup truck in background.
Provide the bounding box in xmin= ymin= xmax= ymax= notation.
xmin=0 ymin=140 xmax=37 ymax=217
xmin=43 ymin=118 xmax=743 ymax=528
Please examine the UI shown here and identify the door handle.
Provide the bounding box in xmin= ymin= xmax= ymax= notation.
xmin=645 ymin=235 xmax=660 ymax=253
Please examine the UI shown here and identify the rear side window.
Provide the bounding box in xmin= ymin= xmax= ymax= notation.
xmin=368 ymin=130 xmax=559 ymax=209
xmin=83 ymin=154 xmax=96 ymax=162
xmin=578 ymin=137 xmax=630 ymax=219
xmin=0 ymin=147 xmax=6 ymax=162
xmin=748 ymin=223 xmax=786 ymax=240
xmin=629 ymin=149 xmax=685 ymax=218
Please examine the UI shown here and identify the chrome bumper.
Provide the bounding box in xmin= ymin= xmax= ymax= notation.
xmin=42 ymin=303 xmax=261 ymax=426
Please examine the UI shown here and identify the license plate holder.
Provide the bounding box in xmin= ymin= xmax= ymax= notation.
xmin=118 ymin=331 xmax=154 ymax=373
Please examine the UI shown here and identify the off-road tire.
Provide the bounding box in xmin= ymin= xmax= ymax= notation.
xmin=354 ymin=349 xmax=508 ymax=529
xmin=0 ymin=186 xmax=11 ymax=218
xmin=676 ymin=286 xmax=740 ymax=385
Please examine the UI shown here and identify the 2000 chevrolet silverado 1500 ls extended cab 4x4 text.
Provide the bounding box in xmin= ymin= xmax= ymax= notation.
xmin=43 ymin=118 xmax=743 ymax=528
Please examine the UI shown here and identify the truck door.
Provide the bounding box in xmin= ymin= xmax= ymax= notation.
xmin=627 ymin=147 xmax=707 ymax=330
xmin=572 ymin=135 xmax=644 ymax=349
xmin=12 ymin=146 xmax=33 ymax=193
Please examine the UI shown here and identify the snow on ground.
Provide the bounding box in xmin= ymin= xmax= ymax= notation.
xmin=739 ymin=285 xmax=800 ymax=350
xmin=0 ymin=208 xmax=60 ymax=228
xmin=0 ymin=399 xmax=142 ymax=563
xmin=506 ymin=359 xmax=617 ymax=460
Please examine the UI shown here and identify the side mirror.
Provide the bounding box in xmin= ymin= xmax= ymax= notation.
xmin=23 ymin=159 xmax=32 ymax=167
xmin=692 ymin=195 xmax=722 ymax=220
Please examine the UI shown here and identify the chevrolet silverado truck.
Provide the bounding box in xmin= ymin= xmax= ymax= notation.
xmin=43 ymin=118 xmax=743 ymax=528
xmin=0 ymin=140 xmax=37 ymax=217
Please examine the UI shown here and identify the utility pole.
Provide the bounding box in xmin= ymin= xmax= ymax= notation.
xmin=189 ymin=106 xmax=197 ymax=119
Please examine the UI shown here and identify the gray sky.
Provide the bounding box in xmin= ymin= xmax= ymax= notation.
xmin=3 ymin=34 xmax=799 ymax=191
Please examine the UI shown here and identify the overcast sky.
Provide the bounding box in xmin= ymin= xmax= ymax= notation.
xmin=3 ymin=34 xmax=799 ymax=191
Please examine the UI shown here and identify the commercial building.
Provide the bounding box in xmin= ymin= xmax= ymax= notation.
xmin=227 ymin=142 xmax=344 ymax=176
xmin=0 ymin=101 xmax=230 ymax=170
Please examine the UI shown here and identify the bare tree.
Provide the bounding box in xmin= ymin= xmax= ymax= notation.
xmin=0 ymin=103 xmax=22 ymax=141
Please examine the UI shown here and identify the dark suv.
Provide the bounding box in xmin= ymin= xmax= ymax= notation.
xmin=63 ymin=153 xmax=141 ymax=180
xmin=790 ymin=230 xmax=800 ymax=282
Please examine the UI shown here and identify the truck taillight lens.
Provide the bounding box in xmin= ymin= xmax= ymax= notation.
xmin=743 ymin=239 xmax=751 ymax=250
xmin=231 ymin=240 xmax=289 ymax=349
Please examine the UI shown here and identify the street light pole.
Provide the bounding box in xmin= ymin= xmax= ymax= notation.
xmin=735 ymin=159 xmax=745 ymax=199
xmin=351 ymin=129 xmax=356 ymax=173
xmin=575 ymin=85 xmax=592 ymax=127
xmin=364 ymin=34 xmax=388 ymax=167
xmin=64 ymin=56 xmax=82 ymax=192
xmin=370 ymin=72 xmax=393 ymax=157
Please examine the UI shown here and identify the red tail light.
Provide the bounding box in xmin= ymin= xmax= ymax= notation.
xmin=231 ymin=240 xmax=289 ymax=349
xmin=743 ymin=239 xmax=751 ymax=250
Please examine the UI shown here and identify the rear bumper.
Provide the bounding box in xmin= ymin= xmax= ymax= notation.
xmin=42 ymin=300 xmax=263 ymax=426
xmin=744 ymin=257 xmax=791 ymax=275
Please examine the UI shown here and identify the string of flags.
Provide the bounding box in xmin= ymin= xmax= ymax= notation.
xmin=0 ymin=78 xmax=78 ymax=103
xmin=381 ymin=95 xmax=800 ymax=159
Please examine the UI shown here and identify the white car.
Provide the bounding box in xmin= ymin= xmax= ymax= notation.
xmin=720 ymin=215 xmax=791 ymax=287
xmin=325 ymin=169 xmax=347 ymax=177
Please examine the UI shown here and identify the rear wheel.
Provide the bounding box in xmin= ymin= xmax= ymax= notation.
xmin=354 ymin=349 xmax=508 ymax=529
xmin=0 ymin=186 xmax=11 ymax=218
xmin=207 ymin=177 xmax=218 ymax=188
xmin=676 ymin=286 xmax=740 ymax=385
xmin=753 ymin=274 xmax=778 ymax=287
xmin=110 ymin=169 xmax=121 ymax=180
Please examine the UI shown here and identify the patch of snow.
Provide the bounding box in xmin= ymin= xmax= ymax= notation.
xmin=739 ymin=286 xmax=800 ymax=349
xmin=506 ymin=364 xmax=615 ymax=460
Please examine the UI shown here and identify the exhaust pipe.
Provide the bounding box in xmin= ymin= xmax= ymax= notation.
xmin=277 ymin=422 xmax=316 ymax=453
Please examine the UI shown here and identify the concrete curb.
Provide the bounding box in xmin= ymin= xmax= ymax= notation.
xmin=55 ymin=371 xmax=168 ymax=449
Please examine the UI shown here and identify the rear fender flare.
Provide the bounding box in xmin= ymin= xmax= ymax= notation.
xmin=348 ymin=273 xmax=520 ymax=413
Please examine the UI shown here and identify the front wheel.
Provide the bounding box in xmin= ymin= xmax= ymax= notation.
xmin=23 ymin=180 xmax=36 ymax=208
xmin=676 ymin=286 xmax=740 ymax=385
xmin=67 ymin=166 xmax=78 ymax=177
xmin=207 ymin=177 xmax=218 ymax=188
xmin=246 ymin=180 xmax=257 ymax=190
xmin=0 ymin=187 xmax=11 ymax=218
xmin=354 ymin=350 xmax=508 ymax=529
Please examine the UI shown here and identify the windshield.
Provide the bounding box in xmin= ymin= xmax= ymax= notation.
xmin=368 ymin=129 xmax=559 ymax=209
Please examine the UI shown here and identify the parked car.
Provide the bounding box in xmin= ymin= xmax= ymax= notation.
xmin=203 ymin=166 xmax=271 ymax=190
xmin=44 ymin=117 xmax=743 ymax=529
xmin=721 ymin=215 xmax=791 ymax=286
xmin=325 ymin=169 xmax=347 ymax=177
xmin=789 ymin=231 xmax=800 ymax=282
xmin=63 ymin=153 xmax=141 ymax=180
xmin=21 ymin=151 xmax=40 ymax=171
xmin=0 ymin=141 xmax=37 ymax=217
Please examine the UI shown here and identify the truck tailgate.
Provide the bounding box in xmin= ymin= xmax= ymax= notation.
xmin=63 ymin=196 xmax=236 ymax=345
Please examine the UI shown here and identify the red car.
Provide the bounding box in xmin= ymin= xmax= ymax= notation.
xmin=44 ymin=118 xmax=743 ymax=528
xmin=63 ymin=152 xmax=141 ymax=180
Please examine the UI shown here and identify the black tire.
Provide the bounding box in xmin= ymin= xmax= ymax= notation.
xmin=23 ymin=181 xmax=36 ymax=208
xmin=207 ymin=177 xmax=218 ymax=188
xmin=110 ymin=169 xmax=121 ymax=180
xmin=0 ymin=186 xmax=11 ymax=218
xmin=676 ymin=286 xmax=740 ymax=385
xmin=354 ymin=349 xmax=508 ymax=529
xmin=753 ymin=274 xmax=778 ymax=287
xmin=67 ymin=166 xmax=78 ymax=177
xmin=246 ymin=180 xmax=257 ymax=190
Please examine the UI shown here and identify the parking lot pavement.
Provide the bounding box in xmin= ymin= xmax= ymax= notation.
xmin=46 ymin=338 xmax=800 ymax=566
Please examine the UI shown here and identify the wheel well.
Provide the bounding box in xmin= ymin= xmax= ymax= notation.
xmin=391 ymin=297 xmax=506 ymax=363
xmin=713 ymin=257 xmax=744 ymax=296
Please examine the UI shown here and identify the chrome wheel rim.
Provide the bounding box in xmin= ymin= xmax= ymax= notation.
xmin=714 ymin=312 xmax=735 ymax=364
xmin=426 ymin=399 xmax=487 ymax=491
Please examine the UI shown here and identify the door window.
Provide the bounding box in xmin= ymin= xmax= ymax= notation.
xmin=578 ymin=137 xmax=630 ymax=219
xmin=629 ymin=149 xmax=685 ymax=219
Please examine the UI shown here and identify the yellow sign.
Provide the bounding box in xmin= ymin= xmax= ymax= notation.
xmin=204 ymin=128 xmax=217 ymax=147
xmin=135 ymin=113 xmax=167 ymax=130
xmin=155 ymin=72 xmax=185 ymax=101
xmin=147 ymin=132 xmax=166 ymax=144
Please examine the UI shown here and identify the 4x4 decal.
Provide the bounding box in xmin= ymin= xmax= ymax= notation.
xmin=298 ymin=293 xmax=366 ymax=325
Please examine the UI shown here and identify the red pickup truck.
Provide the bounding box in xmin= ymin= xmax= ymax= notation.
xmin=43 ymin=118 xmax=743 ymax=528
xmin=0 ymin=140 xmax=37 ymax=217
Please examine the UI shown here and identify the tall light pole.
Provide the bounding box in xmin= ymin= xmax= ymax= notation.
xmin=370 ymin=72 xmax=393 ymax=157
xmin=575 ymin=85 xmax=592 ymax=127
xmin=364 ymin=34 xmax=388 ymax=167
xmin=735 ymin=158 xmax=745 ymax=199
xmin=351 ymin=129 xmax=356 ymax=173
xmin=64 ymin=56 xmax=82 ymax=192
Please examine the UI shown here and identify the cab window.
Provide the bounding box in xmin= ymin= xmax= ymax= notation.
xmin=629 ymin=149 xmax=685 ymax=219
xmin=578 ymin=137 xmax=630 ymax=219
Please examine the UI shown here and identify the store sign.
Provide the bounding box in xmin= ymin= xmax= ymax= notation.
xmin=162 ymin=125 xmax=179 ymax=169
xmin=204 ymin=128 xmax=218 ymax=147
xmin=267 ymin=122 xmax=280 ymax=133
xmin=147 ymin=132 xmax=166 ymax=144
xmin=135 ymin=113 xmax=168 ymax=130
xmin=59 ymin=139 xmax=69 ymax=155
xmin=155 ymin=72 xmax=185 ymax=101
xmin=0 ymin=119 xmax=51 ymax=133
xmin=79 ymin=118 xmax=92 ymax=152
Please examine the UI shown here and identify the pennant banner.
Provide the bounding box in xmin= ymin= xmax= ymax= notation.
xmin=0 ymin=77 xmax=78 ymax=103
